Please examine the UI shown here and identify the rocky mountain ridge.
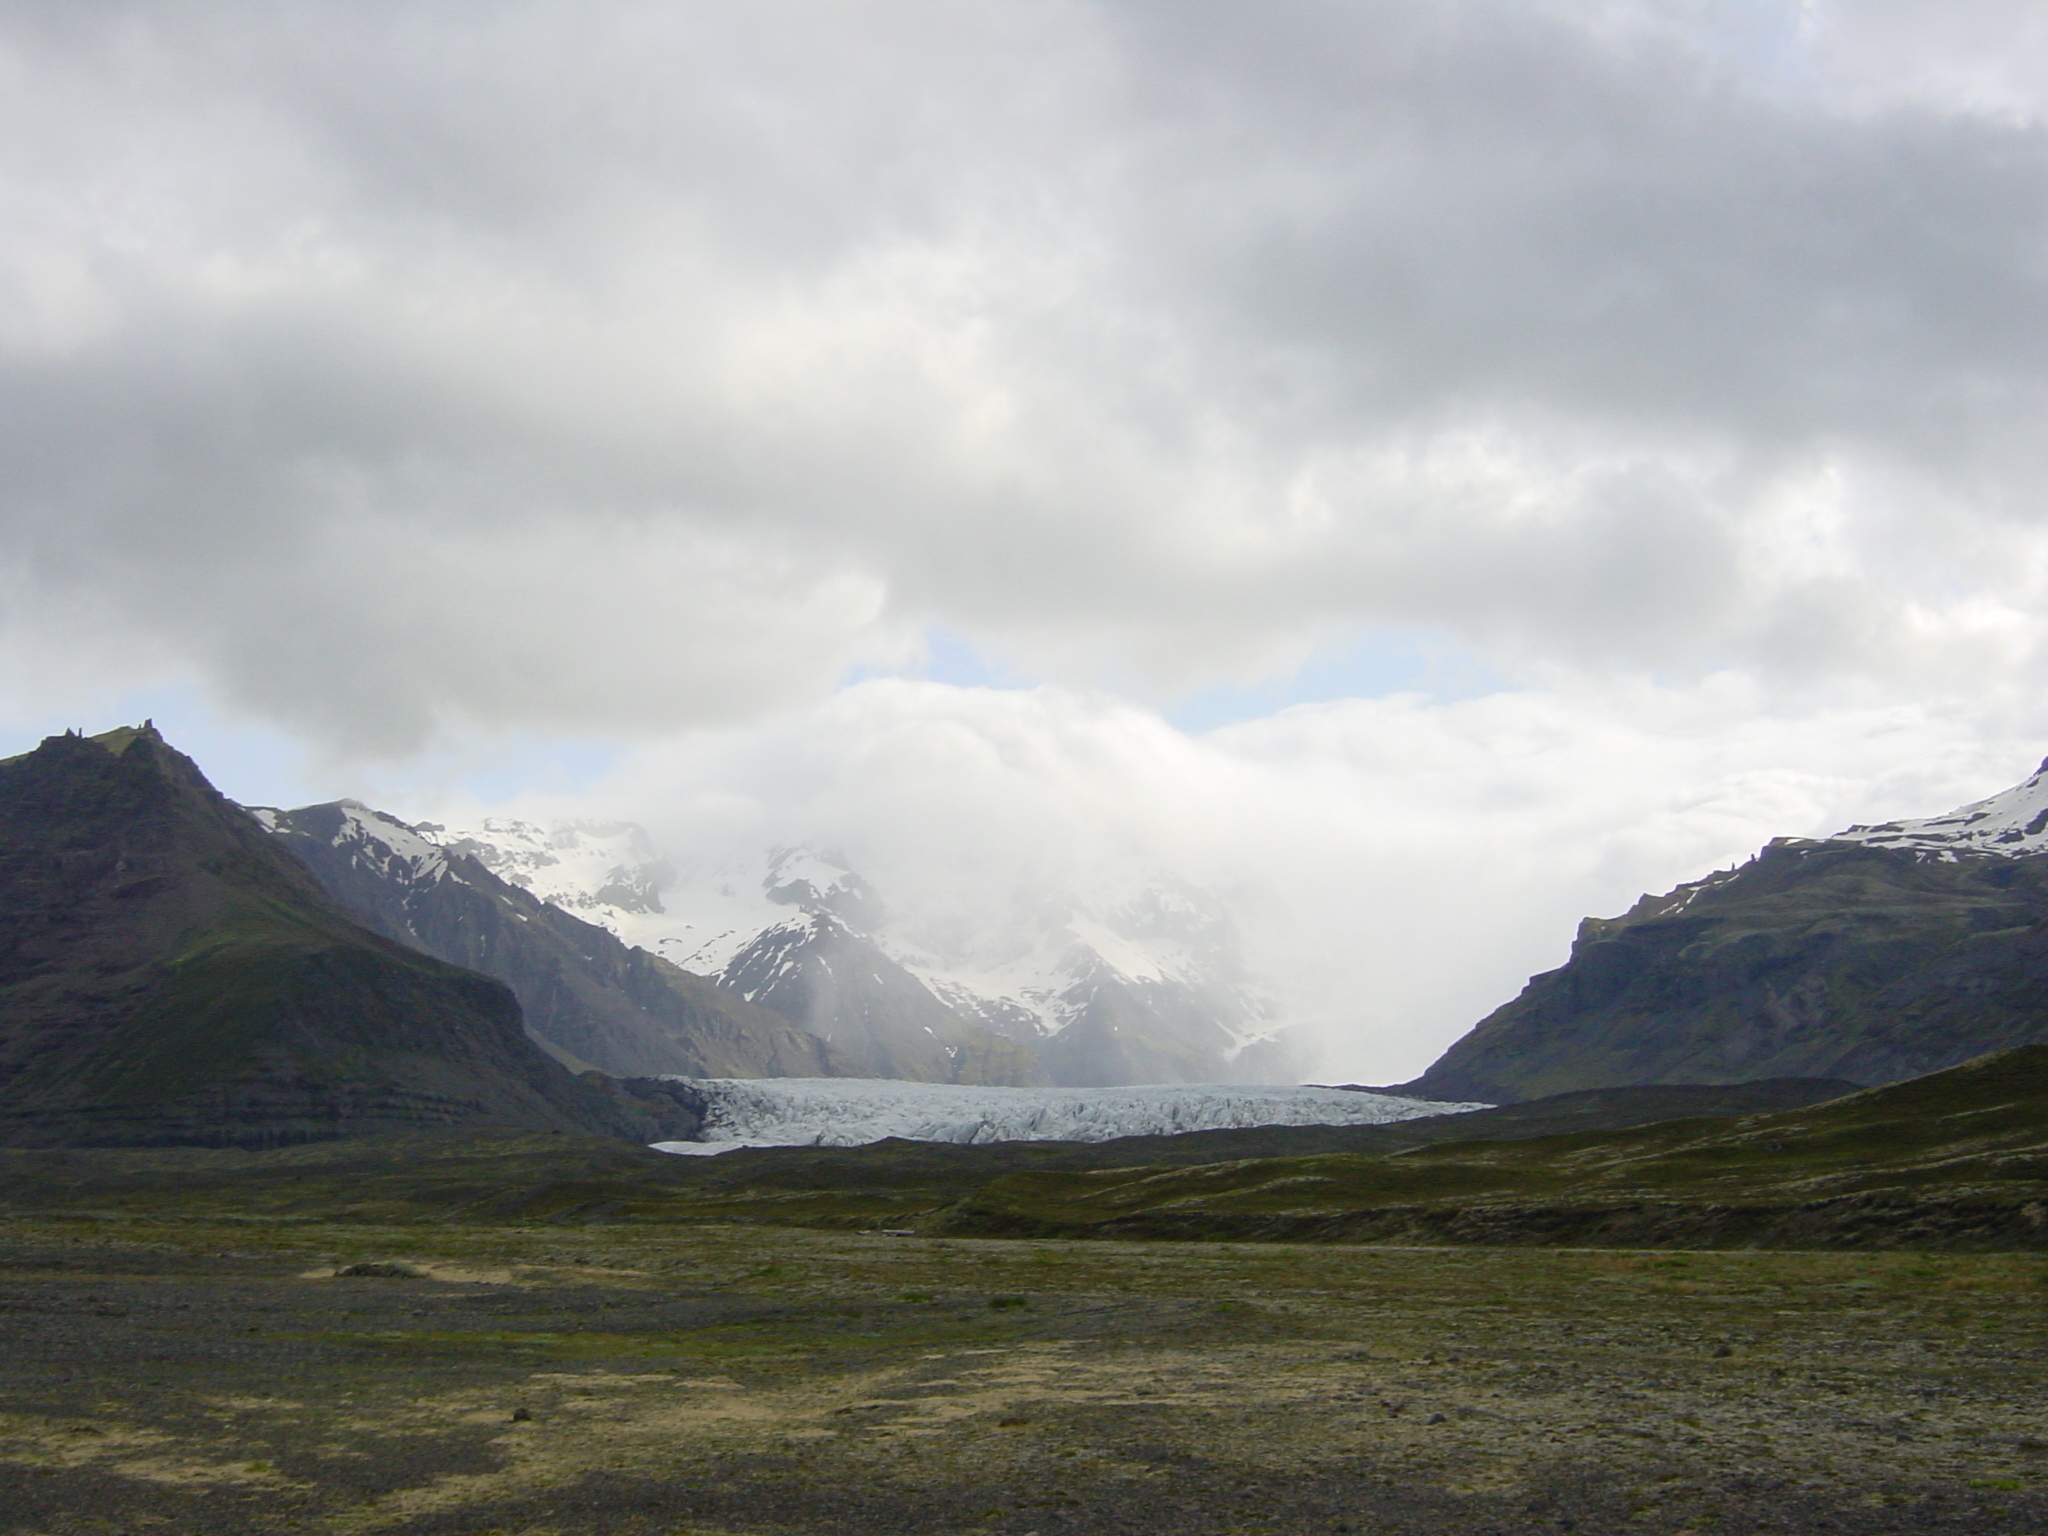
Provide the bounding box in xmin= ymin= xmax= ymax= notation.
xmin=253 ymin=801 xmax=843 ymax=1082
xmin=421 ymin=820 xmax=1295 ymax=1086
xmin=0 ymin=727 xmax=639 ymax=1148
xmin=1823 ymin=755 xmax=2048 ymax=856
xmin=1413 ymin=760 xmax=2048 ymax=1102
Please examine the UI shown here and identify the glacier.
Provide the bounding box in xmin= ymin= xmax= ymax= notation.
xmin=648 ymin=1078 xmax=1488 ymax=1155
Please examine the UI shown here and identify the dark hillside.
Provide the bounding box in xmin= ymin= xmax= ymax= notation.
xmin=261 ymin=801 xmax=844 ymax=1079
xmin=1413 ymin=839 xmax=2048 ymax=1102
xmin=0 ymin=726 xmax=633 ymax=1147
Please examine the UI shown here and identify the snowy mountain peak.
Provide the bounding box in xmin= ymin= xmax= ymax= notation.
xmin=763 ymin=847 xmax=885 ymax=928
xmin=390 ymin=816 xmax=1297 ymax=1085
xmin=1825 ymin=759 xmax=2048 ymax=857
xmin=423 ymin=817 xmax=671 ymax=917
xmin=249 ymin=800 xmax=450 ymax=885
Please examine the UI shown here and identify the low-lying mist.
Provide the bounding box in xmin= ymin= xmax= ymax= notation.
xmin=414 ymin=679 xmax=2028 ymax=1084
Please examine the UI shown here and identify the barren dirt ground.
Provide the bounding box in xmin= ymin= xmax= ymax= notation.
xmin=0 ymin=1218 xmax=2043 ymax=1534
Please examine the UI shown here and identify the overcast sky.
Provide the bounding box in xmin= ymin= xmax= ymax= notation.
xmin=7 ymin=1 xmax=2048 ymax=1077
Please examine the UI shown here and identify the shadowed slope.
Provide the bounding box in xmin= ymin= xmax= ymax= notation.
xmin=0 ymin=727 xmax=632 ymax=1147
xmin=1413 ymin=839 xmax=2048 ymax=1102
xmin=260 ymin=800 xmax=845 ymax=1079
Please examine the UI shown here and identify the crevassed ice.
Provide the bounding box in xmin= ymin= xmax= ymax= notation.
xmin=648 ymin=1078 xmax=1487 ymax=1155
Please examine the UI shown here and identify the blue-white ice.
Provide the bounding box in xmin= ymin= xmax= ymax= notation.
xmin=648 ymin=1078 xmax=1487 ymax=1155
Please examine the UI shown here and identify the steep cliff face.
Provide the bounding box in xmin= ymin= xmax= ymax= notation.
xmin=1413 ymin=838 xmax=2048 ymax=1103
xmin=255 ymin=802 xmax=844 ymax=1080
xmin=0 ymin=728 xmax=632 ymax=1148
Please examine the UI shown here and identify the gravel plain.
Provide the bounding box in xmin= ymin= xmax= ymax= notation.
xmin=0 ymin=1218 xmax=2043 ymax=1535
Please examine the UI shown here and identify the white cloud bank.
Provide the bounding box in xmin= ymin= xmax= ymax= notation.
xmin=4 ymin=1 xmax=2048 ymax=743
xmin=465 ymin=677 xmax=2032 ymax=1082
xmin=6 ymin=3 xmax=2048 ymax=1075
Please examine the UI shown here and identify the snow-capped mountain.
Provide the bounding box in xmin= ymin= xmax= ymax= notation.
xmin=253 ymin=801 xmax=842 ymax=1080
xmin=1412 ymin=753 xmax=2048 ymax=1102
xmin=250 ymin=799 xmax=454 ymax=885
xmin=1824 ymin=758 xmax=2048 ymax=856
xmin=419 ymin=817 xmax=678 ymax=929
xmin=422 ymin=821 xmax=1299 ymax=1087
xmin=650 ymin=1078 xmax=1483 ymax=1155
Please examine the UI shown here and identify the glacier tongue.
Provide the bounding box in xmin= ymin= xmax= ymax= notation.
xmin=648 ymin=1078 xmax=1487 ymax=1154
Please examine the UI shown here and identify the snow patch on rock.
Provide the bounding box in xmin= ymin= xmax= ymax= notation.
xmin=1825 ymin=758 xmax=2048 ymax=857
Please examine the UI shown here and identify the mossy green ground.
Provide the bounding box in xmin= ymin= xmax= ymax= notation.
xmin=1 ymin=1214 xmax=2044 ymax=1534
xmin=2 ymin=1049 xmax=2042 ymax=1530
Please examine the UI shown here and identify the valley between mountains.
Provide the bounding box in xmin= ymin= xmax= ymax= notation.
xmin=252 ymin=751 xmax=2048 ymax=1115
xmin=2 ymin=725 xmax=2046 ymax=1533
xmin=6 ymin=721 xmax=2048 ymax=1185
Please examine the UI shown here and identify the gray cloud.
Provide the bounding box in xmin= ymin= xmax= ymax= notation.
xmin=1115 ymin=2 xmax=2048 ymax=448
xmin=3 ymin=1 xmax=2048 ymax=752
